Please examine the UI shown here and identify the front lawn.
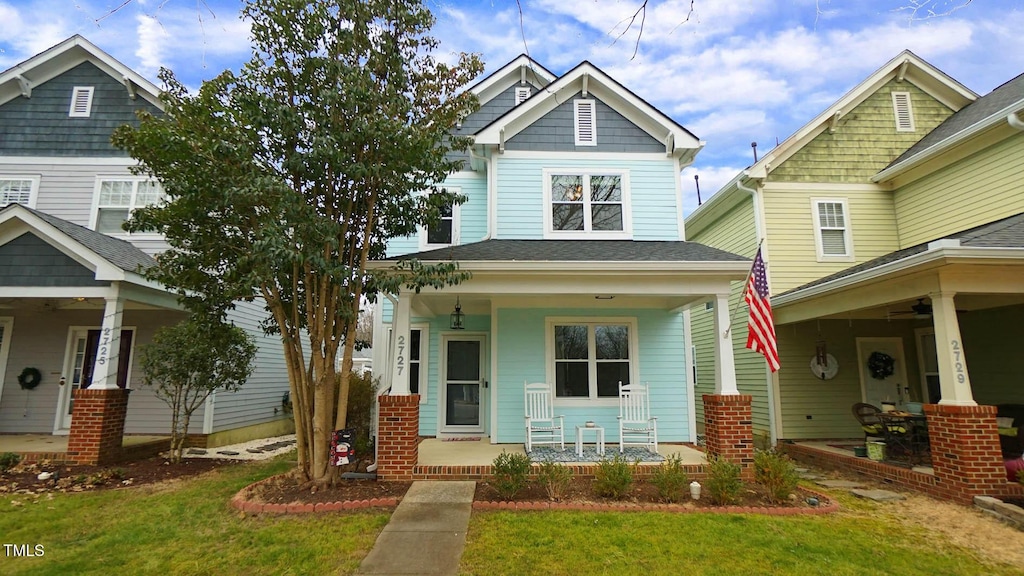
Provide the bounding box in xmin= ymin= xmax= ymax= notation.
xmin=0 ymin=457 xmax=389 ymax=576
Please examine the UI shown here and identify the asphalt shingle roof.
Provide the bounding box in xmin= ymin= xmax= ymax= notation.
xmin=384 ymin=239 xmax=749 ymax=263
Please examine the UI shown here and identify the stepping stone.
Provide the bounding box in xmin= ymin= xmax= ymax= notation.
xmin=186 ymin=449 xmax=207 ymax=455
xmin=815 ymin=479 xmax=863 ymax=488
xmin=217 ymin=450 xmax=240 ymax=456
xmin=246 ymin=448 xmax=264 ymax=454
xmin=799 ymin=473 xmax=823 ymax=480
xmin=794 ymin=467 xmax=809 ymax=473
xmin=851 ymin=488 xmax=905 ymax=502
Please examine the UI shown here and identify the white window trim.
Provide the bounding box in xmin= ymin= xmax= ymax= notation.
xmin=410 ymin=323 xmax=429 ymax=405
xmin=0 ymin=317 xmax=13 ymax=403
xmin=0 ymin=175 xmax=40 ymax=208
xmin=574 ymin=99 xmax=597 ymax=146
xmin=418 ymin=187 xmax=461 ymax=250
xmin=69 ymin=86 xmax=95 ymax=117
xmin=515 ymin=86 xmax=531 ymax=105
xmin=892 ymin=91 xmax=915 ymax=132
xmin=89 ymin=175 xmax=164 ymax=237
xmin=545 ymin=316 xmax=639 ymax=408
xmin=542 ymin=168 xmax=632 ymax=239
xmin=810 ymin=197 xmax=854 ymax=262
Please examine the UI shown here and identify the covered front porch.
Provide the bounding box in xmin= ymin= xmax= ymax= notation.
xmin=0 ymin=433 xmax=171 ymax=464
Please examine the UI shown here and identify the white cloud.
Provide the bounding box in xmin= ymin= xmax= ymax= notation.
xmin=680 ymin=164 xmax=745 ymax=217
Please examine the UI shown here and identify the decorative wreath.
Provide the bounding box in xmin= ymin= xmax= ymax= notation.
xmin=17 ymin=367 xmax=42 ymax=390
xmin=867 ymin=352 xmax=895 ymax=380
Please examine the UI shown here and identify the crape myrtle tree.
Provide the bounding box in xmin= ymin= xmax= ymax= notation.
xmin=112 ymin=0 xmax=482 ymax=485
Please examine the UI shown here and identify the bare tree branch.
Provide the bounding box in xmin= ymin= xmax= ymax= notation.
xmin=894 ymin=0 xmax=974 ymax=21
xmin=610 ymin=0 xmax=695 ymax=61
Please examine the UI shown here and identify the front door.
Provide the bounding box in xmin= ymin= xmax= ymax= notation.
xmin=442 ymin=335 xmax=485 ymax=433
xmin=57 ymin=328 xmax=134 ymax=431
xmin=856 ymin=337 xmax=910 ymax=410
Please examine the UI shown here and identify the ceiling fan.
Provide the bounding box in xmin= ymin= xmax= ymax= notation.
xmin=889 ymin=298 xmax=933 ymax=319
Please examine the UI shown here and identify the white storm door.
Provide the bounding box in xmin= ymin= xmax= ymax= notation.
xmin=441 ymin=335 xmax=485 ymax=433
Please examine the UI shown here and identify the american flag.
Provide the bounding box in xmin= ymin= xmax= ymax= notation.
xmin=744 ymin=247 xmax=780 ymax=372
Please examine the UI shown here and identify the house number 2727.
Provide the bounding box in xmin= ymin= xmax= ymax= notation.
xmin=395 ymin=335 xmax=405 ymax=376
xmin=950 ymin=339 xmax=966 ymax=384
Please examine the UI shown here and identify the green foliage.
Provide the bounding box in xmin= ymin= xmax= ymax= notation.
xmin=1017 ymin=468 xmax=1023 ymax=487
xmin=536 ymin=461 xmax=573 ymax=501
xmin=0 ymin=452 xmax=20 ymax=473
xmin=704 ymin=455 xmax=743 ymax=505
xmin=490 ymin=451 xmax=532 ymax=500
xmin=649 ymin=454 xmax=689 ymax=503
xmin=754 ymin=449 xmax=799 ymax=504
xmin=594 ymin=453 xmax=636 ymax=499
xmin=340 ymin=371 xmax=378 ymax=456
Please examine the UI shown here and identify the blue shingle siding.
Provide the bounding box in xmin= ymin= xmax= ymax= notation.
xmin=506 ymin=94 xmax=664 ymax=153
xmin=446 ymin=85 xmax=523 ymax=167
xmin=0 ymin=232 xmax=106 ymax=286
xmin=0 ymin=61 xmax=161 ymax=157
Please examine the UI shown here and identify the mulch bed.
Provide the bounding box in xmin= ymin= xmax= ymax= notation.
xmin=1 ymin=457 xmax=241 ymax=494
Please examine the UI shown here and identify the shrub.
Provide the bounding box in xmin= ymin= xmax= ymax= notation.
xmin=491 ymin=451 xmax=532 ymax=500
xmin=342 ymin=370 xmax=378 ymax=456
xmin=704 ymin=455 xmax=743 ymax=505
xmin=594 ymin=453 xmax=636 ymax=499
xmin=536 ymin=461 xmax=573 ymax=501
xmin=650 ymin=454 xmax=689 ymax=503
xmin=754 ymin=449 xmax=799 ymax=504
xmin=0 ymin=452 xmax=20 ymax=473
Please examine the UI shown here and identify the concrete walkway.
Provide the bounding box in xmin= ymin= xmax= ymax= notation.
xmin=355 ymin=481 xmax=476 ymax=576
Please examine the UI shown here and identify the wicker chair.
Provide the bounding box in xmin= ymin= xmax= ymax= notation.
xmin=852 ymin=402 xmax=885 ymax=440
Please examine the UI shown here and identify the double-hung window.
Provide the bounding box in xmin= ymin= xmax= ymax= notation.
xmin=545 ymin=170 xmax=630 ymax=238
xmin=549 ymin=319 xmax=636 ymax=402
xmin=0 ymin=176 xmax=39 ymax=208
xmin=93 ymin=177 xmax=164 ymax=234
xmin=420 ymin=187 xmax=460 ymax=249
xmin=408 ymin=325 xmax=428 ymax=402
xmin=811 ymin=198 xmax=853 ymax=261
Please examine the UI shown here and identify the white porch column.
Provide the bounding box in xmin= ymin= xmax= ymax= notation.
xmin=713 ymin=292 xmax=739 ymax=395
xmin=931 ymin=291 xmax=976 ymax=406
xmin=90 ymin=291 xmax=125 ymax=390
xmin=388 ymin=294 xmax=412 ymax=396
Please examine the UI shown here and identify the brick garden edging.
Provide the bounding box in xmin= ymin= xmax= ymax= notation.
xmin=229 ymin=473 xmax=401 ymax=515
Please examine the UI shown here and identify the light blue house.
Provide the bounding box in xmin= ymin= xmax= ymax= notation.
xmin=371 ymin=56 xmax=749 ymax=447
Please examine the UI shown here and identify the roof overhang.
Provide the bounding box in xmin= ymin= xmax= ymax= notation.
xmin=467 ymin=54 xmax=556 ymax=103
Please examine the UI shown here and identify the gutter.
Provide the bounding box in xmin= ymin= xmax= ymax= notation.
xmin=1009 ymin=111 xmax=1024 ymax=131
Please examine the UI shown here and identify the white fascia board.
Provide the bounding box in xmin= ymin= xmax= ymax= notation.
xmin=369 ymin=259 xmax=750 ymax=275
xmin=469 ymin=55 xmax=555 ymax=103
xmin=773 ymin=245 xmax=1024 ymax=307
xmin=873 ymin=101 xmax=1024 ymax=183
xmin=0 ymin=156 xmax=140 ymax=166
xmin=0 ymin=286 xmax=116 ymax=299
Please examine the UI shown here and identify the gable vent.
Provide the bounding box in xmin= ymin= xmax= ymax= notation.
xmin=891 ymin=91 xmax=914 ymax=132
xmin=574 ymin=99 xmax=596 ymax=146
xmin=515 ymin=86 xmax=531 ymax=105
xmin=69 ymin=86 xmax=95 ymax=117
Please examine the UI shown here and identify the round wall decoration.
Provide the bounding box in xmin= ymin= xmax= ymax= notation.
xmin=17 ymin=367 xmax=42 ymax=390
xmin=809 ymin=354 xmax=839 ymax=380
xmin=867 ymin=351 xmax=895 ymax=380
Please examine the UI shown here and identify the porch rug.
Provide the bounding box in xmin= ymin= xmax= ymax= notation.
xmin=527 ymin=445 xmax=664 ymax=463
xmin=442 ymin=437 xmax=482 ymax=442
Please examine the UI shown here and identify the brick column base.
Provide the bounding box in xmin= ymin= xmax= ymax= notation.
xmin=925 ymin=403 xmax=1008 ymax=504
xmin=377 ymin=394 xmax=420 ymax=481
xmin=67 ymin=388 xmax=131 ymax=465
xmin=703 ymin=394 xmax=754 ymax=480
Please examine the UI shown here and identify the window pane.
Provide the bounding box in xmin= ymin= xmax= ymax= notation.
xmin=551 ymin=175 xmax=583 ymax=202
xmin=555 ymin=362 xmax=589 ymax=397
xmin=446 ymin=383 xmax=479 ymax=425
xmin=135 ymin=181 xmax=161 ymax=206
xmin=427 ymin=219 xmax=452 ymax=244
xmin=821 ymin=229 xmax=847 ymax=255
xmin=555 ymin=325 xmax=588 ymax=359
xmin=818 ymin=202 xmax=845 ymax=227
xmin=410 ymin=330 xmax=421 ymax=361
xmin=96 ymin=208 xmax=130 ymax=233
xmin=590 ymin=175 xmax=621 ymax=202
xmin=921 ymin=334 xmax=938 ymax=373
xmin=409 ymin=363 xmax=420 ymax=395
xmin=595 ymin=325 xmax=629 ymax=359
xmin=591 ymin=204 xmax=623 ymax=231
xmin=446 ymin=340 xmax=480 ymax=381
xmin=552 ymin=203 xmax=584 ymax=230
xmin=99 ymin=181 xmax=132 ymax=206
xmin=0 ymin=180 xmax=33 ymax=206
xmin=596 ymin=362 xmax=629 ymax=397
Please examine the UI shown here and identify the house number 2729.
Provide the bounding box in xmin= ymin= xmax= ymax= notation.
xmin=950 ymin=339 xmax=966 ymax=384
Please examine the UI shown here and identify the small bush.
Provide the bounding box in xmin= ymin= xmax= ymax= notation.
xmin=754 ymin=449 xmax=799 ymax=504
xmin=491 ymin=451 xmax=532 ymax=500
xmin=650 ymin=454 xmax=689 ymax=503
xmin=536 ymin=461 xmax=573 ymax=501
xmin=704 ymin=455 xmax=743 ymax=505
xmin=0 ymin=452 xmax=20 ymax=473
xmin=340 ymin=370 xmax=378 ymax=457
xmin=594 ymin=453 xmax=636 ymax=499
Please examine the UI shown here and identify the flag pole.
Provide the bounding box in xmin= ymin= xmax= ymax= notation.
xmin=723 ymin=238 xmax=764 ymax=338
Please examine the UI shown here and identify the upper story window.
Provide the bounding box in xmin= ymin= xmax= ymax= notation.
xmin=515 ymin=86 xmax=531 ymax=105
xmin=0 ymin=176 xmax=40 ymax=208
xmin=93 ymin=177 xmax=164 ymax=235
xmin=574 ymin=99 xmax=596 ymax=146
xmin=419 ymin=187 xmax=460 ymax=249
xmin=69 ymin=87 xmax=95 ymax=118
xmin=548 ymin=318 xmax=637 ymax=403
xmin=811 ymin=198 xmax=854 ymax=261
xmin=891 ymin=92 xmax=915 ymax=132
xmin=544 ymin=169 xmax=631 ymax=239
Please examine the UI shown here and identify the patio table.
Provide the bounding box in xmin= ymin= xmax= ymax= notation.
xmin=877 ymin=411 xmax=929 ymax=464
xmin=575 ymin=424 xmax=605 ymax=458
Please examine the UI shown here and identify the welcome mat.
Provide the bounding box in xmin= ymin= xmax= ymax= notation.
xmin=527 ymin=445 xmax=664 ymax=463
xmin=442 ymin=436 xmax=482 ymax=442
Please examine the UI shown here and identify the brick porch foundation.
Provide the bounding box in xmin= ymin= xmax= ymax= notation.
xmin=924 ymin=403 xmax=1010 ymax=504
xmin=703 ymin=394 xmax=754 ymax=480
xmin=66 ymin=388 xmax=131 ymax=465
xmin=377 ymin=394 xmax=420 ymax=481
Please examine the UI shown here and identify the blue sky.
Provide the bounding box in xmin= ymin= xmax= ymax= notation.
xmin=2 ymin=0 xmax=1023 ymax=214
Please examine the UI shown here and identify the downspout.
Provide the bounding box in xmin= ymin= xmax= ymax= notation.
xmin=1009 ymin=111 xmax=1024 ymax=131
xmin=734 ymin=173 xmax=780 ymax=447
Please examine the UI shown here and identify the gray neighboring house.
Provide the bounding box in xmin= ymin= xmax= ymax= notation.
xmin=0 ymin=35 xmax=292 ymax=460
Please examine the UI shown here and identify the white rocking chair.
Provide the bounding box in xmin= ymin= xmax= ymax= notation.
xmin=524 ymin=382 xmax=565 ymax=452
xmin=618 ymin=382 xmax=658 ymax=453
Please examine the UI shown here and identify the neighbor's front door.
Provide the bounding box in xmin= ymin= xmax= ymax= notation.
xmin=58 ymin=328 xmax=134 ymax=431
xmin=856 ymin=337 xmax=910 ymax=410
xmin=441 ymin=335 xmax=485 ymax=433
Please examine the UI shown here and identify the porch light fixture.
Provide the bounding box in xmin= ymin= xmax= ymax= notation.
xmin=450 ymin=297 xmax=465 ymax=330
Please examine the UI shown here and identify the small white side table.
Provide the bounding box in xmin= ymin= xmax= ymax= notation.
xmin=575 ymin=425 xmax=605 ymax=458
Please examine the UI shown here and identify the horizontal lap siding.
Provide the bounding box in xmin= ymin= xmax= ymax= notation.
xmin=894 ymin=132 xmax=1024 ymax=247
xmin=494 ymin=307 xmax=688 ymax=444
xmin=385 ymin=173 xmax=487 ymax=257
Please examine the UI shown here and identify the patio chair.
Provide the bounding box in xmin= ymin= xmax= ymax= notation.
xmin=524 ymin=382 xmax=564 ymax=452
xmin=618 ymin=382 xmax=658 ymax=453
xmin=852 ymin=402 xmax=885 ymax=440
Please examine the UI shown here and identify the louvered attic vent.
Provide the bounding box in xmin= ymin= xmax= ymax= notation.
xmin=515 ymin=86 xmax=531 ymax=105
xmin=69 ymin=86 xmax=95 ymax=117
xmin=574 ymin=99 xmax=596 ymax=146
xmin=891 ymin=92 xmax=915 ymax=132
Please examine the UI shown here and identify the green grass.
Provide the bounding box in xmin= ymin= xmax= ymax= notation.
xmin=0 ymin=457 xmax=389 ymax=575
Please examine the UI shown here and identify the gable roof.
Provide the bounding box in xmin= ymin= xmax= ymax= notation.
xmin=466 ymin=54 xmax=556 ymax=104
xmin=874 ymin=71 xmax=1024 ymax=182
xmin=472 ymin=61 xmax=703 ymax=162
xmin=382 ymin=239 xmax=748 ymax=265
xmin=0 ymin=35 xmax=162 ymax=110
